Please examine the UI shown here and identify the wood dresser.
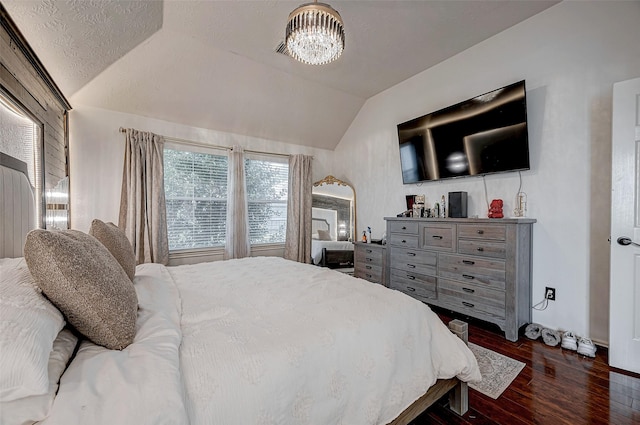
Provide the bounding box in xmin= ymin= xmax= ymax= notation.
xmin=354 ymin=241 xmax=386 ymax=285
xmin=384 ymin=217 xmax=535 ymax=341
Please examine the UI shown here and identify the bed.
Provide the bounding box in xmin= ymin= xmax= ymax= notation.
xmin=311 ymin=216 xmax=354 ymax=267
xmin=0 ymin=155 xmax=480 ymax=425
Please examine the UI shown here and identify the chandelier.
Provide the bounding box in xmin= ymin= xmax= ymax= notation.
xmin=285 ymin=1 xmax=345 ymax=65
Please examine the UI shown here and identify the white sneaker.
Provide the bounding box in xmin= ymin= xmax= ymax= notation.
xmin=561 ymin=331 xmax=578 ymax=351
xmin=577 ymin=337 xmax=596 ymax=358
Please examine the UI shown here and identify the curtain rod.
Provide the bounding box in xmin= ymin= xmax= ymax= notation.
xmin=119 ymin=127 xmax=295 ymax=159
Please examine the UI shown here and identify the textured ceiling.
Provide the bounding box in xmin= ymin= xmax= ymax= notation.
xmin=2 ymin=0 xmax=559 ymax=150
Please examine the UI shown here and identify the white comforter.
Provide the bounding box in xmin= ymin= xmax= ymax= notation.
xmin=171 ymin=257 xmax=479 ymax=425
xmin=41 ymin=264 xmax=188 ymax=424
xmin=42 ymin=257 xmax=479 ymax=425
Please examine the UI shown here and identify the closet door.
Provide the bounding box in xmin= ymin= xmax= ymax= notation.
xmin=609 ymin=77 xmax=640 ymax=374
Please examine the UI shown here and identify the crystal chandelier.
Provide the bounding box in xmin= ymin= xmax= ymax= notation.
xmin=285 ymin=1 xmax=345 ymax=65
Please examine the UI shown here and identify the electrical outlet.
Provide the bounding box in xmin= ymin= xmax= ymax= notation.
xmin=545 ymin=287 xmax=556 ymax=301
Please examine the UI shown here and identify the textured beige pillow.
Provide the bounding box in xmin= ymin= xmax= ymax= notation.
xmin=89 ymin=219 xmax=136 ymax=281
xmin=317 ymin=229 xmax=332 ymax=241
xmin=24 ymin=230 xmax=138 ymax=350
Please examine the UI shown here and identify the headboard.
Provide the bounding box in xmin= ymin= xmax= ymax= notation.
xmin=0 ymin=152 xmax=36 ymax=258
xmin=312 ymin=217 xmax=330 ymax=237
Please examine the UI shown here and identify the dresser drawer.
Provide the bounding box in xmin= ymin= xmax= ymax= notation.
xmin=438 ymin=278 xmax=505 ymax=319
xmin=389 ymin=269 xmax=436 ymax=301
xmin=390 ymin=247 xmax=436 ymax=276
xmin=458 ymin=239 xmax=506 ymax=259
xmin=420 ymin=223 xmax=455 ymax=251
xmin=389 ymin=233 xmax=419 ymax=248
xmin=458 ymin=224 xmax=506 ymax=241
xmin=355 ymin=263 xmax=383 ymax=283
xmin=438 ymin=254 xmax=506 ymax=290
xmin=388 ymin=221 xmax=419 ymax=234
xmin=355 ymin=245 xmax=384 ymax=263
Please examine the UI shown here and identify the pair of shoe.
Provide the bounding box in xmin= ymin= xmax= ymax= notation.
xmin=524 ymin=323 xmax=561 ymax=347
xmin=561 ymin=331 xmax=596 ymax=357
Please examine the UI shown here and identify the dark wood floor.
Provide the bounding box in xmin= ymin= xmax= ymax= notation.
xmin=412 ymin=309 xmax=640 ymax=425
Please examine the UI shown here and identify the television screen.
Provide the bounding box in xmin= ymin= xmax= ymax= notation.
xmin=397 ymin=80 xmax=530 ymax=184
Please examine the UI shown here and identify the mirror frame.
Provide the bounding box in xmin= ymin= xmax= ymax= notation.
xmin=312 ymin=175 xmax=356 ymax=242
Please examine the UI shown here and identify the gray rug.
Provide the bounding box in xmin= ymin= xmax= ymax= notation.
xmin=468 ymin=343 xmax=525 ymax=399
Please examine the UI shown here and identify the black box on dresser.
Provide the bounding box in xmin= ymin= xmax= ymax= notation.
xmin=384 ymin=217 xmax=535 ymax=341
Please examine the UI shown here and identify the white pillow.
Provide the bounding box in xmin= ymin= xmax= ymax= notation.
xmin=0 ymin=329 xmax=78 ymax=425
xmin=0 ymin=257 xmax=65 ymax=402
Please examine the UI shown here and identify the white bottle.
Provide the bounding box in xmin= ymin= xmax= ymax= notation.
xmin=441 ymin=195 xmax=446 ymax=218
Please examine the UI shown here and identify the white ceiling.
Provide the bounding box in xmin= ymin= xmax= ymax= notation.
xmin=3 ymin=0 xmax=558 ymax=150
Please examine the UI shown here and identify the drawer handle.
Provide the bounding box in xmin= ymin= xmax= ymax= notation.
xmin=462 ymin=274 xmax=475 ymax=280
xmin=407 ymin=252 xmax=416 ymax=257
xmin=462 ymin=287 xmax=475 ymax=293
xmin=407 ymin=264 xmax=416 ymax=268
xmin=402 ymin=226 xmax=407 ymax=230
xmin=406 ymin=286 xmax=416 ymax=292
xmin=367 ymin=258 xmax=373 ymax=262
xmin=462 ymin=260 xmax=475 ymax=265
xmin=406 ymin=275 xmax=416 ymax=280
xmin=462 ymin=301 xmax=475 ymax=308
xmin=477 ymin=230 xmax=484 ymax=234
xmin=477 ymin=247 xmax=484 ymax=252
xmin=366 ymin=274 xmax=372 ymax=279
xmin=401 ymin=239 xmax=407 ymax=244
xmin=366 ymin=249 xmax=372 ymax=253
xmin=432 ymin=235 xmax=443 ymax=240
xmin=366 ymin=265 xmax=372 ymax=270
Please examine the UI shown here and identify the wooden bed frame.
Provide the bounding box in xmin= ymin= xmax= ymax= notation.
xmin=320 ymin=247 xmax=354 ymax=268
xmin=388 ymin=319 xmax=469 ymax=425
xmin=1 ymin=154 xmax=469 ymax=424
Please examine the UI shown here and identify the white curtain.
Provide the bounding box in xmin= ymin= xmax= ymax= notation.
xmin=224 ymin=145 xmax=251 ymax=259
xmin=284 ymin=154 xmax=313 ymax=263
xmin=118 ymin=128 xmax=169 ymax=265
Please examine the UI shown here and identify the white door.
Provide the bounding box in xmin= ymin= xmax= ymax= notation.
xmin=610 ymin=77 xmax=640 ymax=374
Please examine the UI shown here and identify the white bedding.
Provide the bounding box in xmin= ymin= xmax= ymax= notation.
xmin=311 ymin=239 xmax=354 ymax=264
xmin=41 ymin=257 xmax=479 ymax=425
xmin=171 ymin=257 xmax=479 ymax=424
xmin=41 ymin=264 xmax=188 ymax=425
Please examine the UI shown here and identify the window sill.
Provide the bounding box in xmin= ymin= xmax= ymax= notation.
xmin=168 ymin=243 xmax=285 ymax=266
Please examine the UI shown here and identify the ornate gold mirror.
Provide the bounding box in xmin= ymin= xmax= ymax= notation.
xmin=310 ymin=175 xmax=356 ymax=266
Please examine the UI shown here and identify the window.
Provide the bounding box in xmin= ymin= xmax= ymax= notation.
xmin=164 ymin=147 xmax=228 ymax=250
xmin=164 ymin=145 xmax=289 ymax=251
xmin=245 ymin=156 xmax=288 ymax=244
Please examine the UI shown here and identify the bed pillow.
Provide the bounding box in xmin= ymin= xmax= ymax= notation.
xmin=317 ymin=229 xmax=332 ymax=241
xmin=24 ymin=229 xmax=138 ymax=350
xmin=0 ymin=257 xmax=65 ymax=402
xmin=318 ymin=230 xmax=331 ymax=241
xmin=0 ymin=329 xmax=78 ymax=424
xmin=89 ymin=219 xmax=136 ymax=281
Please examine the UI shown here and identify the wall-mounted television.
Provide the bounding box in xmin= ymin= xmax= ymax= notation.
xmin=397 ymin=80 xmax=530 ymax=184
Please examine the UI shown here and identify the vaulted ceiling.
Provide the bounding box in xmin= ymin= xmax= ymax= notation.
xmin=2 ymin=0 xmax=558 ymax=150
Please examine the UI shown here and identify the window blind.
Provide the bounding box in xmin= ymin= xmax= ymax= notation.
xmin=164 ymin=145 xmax=289 ymax=251
xmin=245 ymin=157 xmax=289 ymax=244
xmin=164 ymin=148 xmax=228 ymax=250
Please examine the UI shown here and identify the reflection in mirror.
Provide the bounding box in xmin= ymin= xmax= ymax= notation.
xmin=311 ymin=175 xmax=356 ymax=268
xmin=45 ymin=176 xmax=69 ymax=229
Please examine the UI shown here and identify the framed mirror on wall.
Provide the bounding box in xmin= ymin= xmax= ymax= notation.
xmin=0 ymin=89 xmax=46 ymax=228
xmin=0 ymin=8 xmax=71 ymax=231
xmin=0 ymin=87 xmax=69 ymax=230
xmin=311 ymin=175 xmax=356 ymax=268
